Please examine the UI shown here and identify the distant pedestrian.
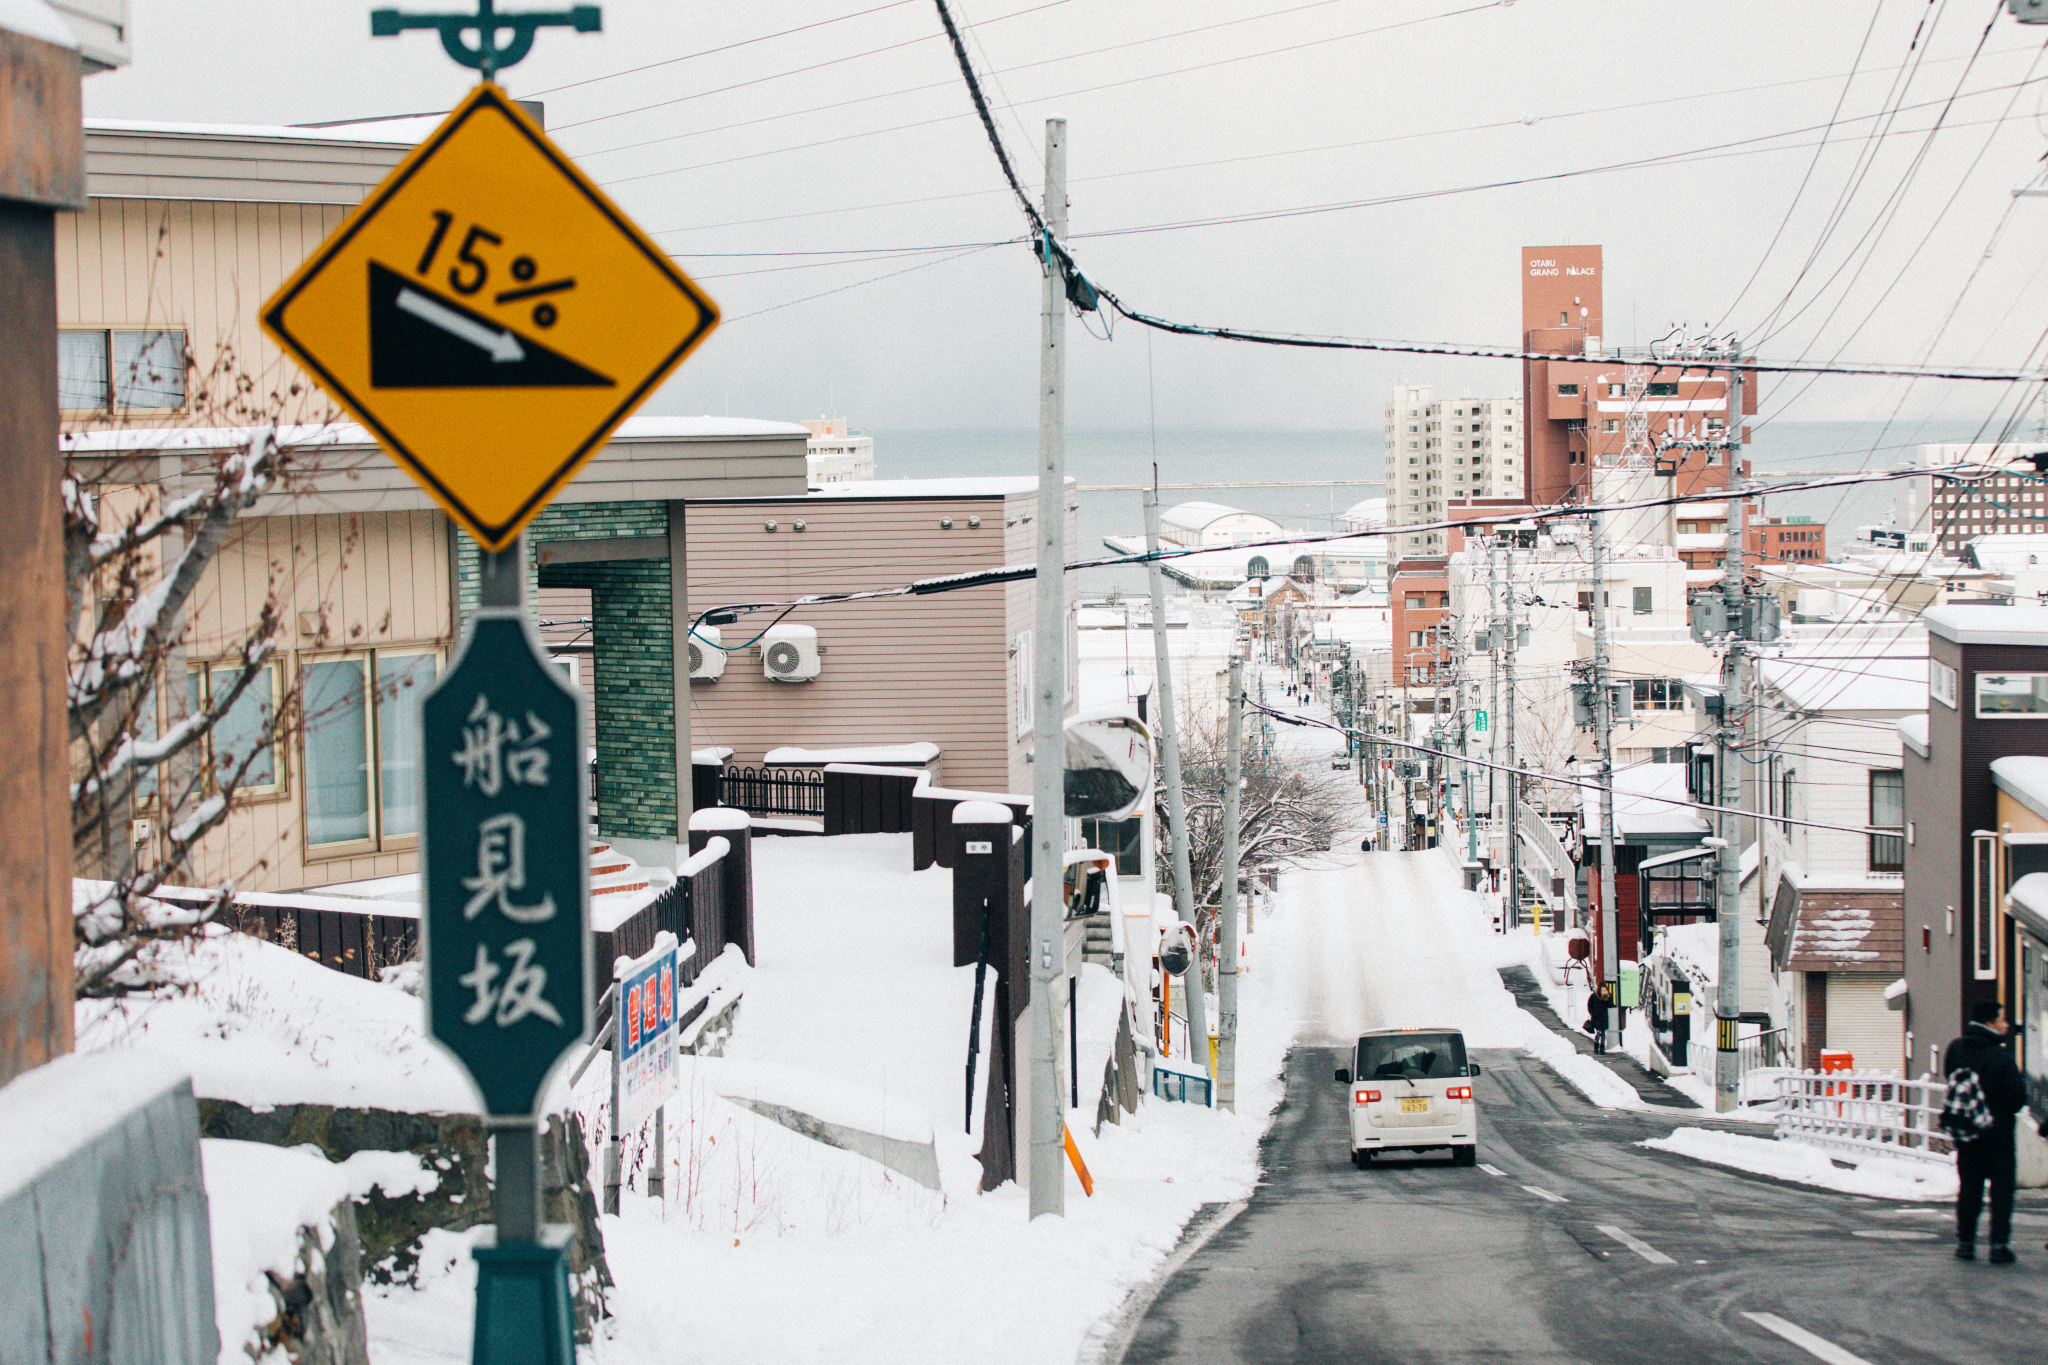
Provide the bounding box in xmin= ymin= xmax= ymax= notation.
xmin=1587 ymin=984 xmax=1613 ymax=1056
xmin=1943 ymin=999 xmax=2027 ymax=1264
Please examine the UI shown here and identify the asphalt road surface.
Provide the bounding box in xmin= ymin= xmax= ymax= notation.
xmin=1118 ymin=1044 xmax=2048 ymax=1364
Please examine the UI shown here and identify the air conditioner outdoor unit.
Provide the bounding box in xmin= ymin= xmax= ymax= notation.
xmin=761 ymin=623 xmax=821 ymax=682
xmin=687 ymin=625 xmax=725 ymax=681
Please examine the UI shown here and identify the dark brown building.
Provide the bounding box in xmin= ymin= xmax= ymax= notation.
xmin=1901 ymin=606 xmax=2048 ymax=1077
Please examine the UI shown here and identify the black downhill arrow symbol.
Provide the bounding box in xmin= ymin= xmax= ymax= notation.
xmin=368 ymin=261 xmax=614 ymax=389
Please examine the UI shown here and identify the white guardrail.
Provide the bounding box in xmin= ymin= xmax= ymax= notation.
xmin=1515 ymin=802 xmax=1578 ymax=920
xmin=1772 ymin=1070 xmax=1951 ymax=1165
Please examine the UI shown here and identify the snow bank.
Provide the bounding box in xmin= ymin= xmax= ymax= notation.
xmin=76 ymin=929 xmax=475 ymax=1114
xmin=204 ymin=1139 xmax=431 ymax=1365
xmin=1640 ymin=1127 xmax=1958 ymax=1201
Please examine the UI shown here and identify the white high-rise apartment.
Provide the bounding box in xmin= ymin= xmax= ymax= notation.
xmin=1383 ymin=386 xmax=1524 ymax=553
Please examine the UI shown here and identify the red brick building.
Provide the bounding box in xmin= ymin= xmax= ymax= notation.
xmin=1520 ymin=245 xmax=1756 ymax=509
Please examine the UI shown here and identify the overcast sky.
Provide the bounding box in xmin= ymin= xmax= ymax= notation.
xmin=80 ymin=1 xmax=2048 ymax=433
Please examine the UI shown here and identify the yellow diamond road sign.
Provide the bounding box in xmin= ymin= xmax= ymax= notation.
xmin=261 ymin=83 xmax=718 ymax=551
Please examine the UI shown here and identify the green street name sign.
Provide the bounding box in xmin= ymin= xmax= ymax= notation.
xmin=420 ymin=610 xmax=591 ymax=1120
xmin=1474 ymin=710 xmax=1489 ymax=733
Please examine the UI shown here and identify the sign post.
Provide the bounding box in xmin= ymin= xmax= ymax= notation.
xmin=421 ymin=598 xmax=588 ymax=1365
xmin=255 ymin=12 xmax=723 ymax=1361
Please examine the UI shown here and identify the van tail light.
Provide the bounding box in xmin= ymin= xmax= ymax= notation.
xmin=1446 ymin=1086 xmax=1472 ymax=1101
xmin=1355 ymin=1089 xmax=1379 ymax=1104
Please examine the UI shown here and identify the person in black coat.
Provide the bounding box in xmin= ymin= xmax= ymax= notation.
xmin=1946 ymin=999 xmax=2028 ymax=1264
xmin=1587 ymin=984 xmax=1613 ymax=1055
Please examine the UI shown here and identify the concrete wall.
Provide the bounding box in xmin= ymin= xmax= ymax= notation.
xmin=0 ymin=1054 xmax=218 ymax=1365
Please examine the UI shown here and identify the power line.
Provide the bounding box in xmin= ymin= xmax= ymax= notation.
xmin=918 ymin=6 xmax=2048 ymax=384
xmin=518 ymin=0 xmax=925 ymax=98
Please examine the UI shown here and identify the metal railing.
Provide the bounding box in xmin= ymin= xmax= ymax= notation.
xmin=1739 ymin=1027 xmax=1790 ymax=1076
xmin=1516 ymin=801 xmax=1577 ymax=921
xmin=720 ymin=764 xmax=825 ymax=817
xmin=1773 ymin=1070 xmax=1951 ymax=1165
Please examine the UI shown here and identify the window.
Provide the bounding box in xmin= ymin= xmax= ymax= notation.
xmin=1080 ymin=816 xmax=1142 ymax=876
xmin=1975 ymin=834 xmax=1999 ymax=979
xmin=60 ymin=328 xmax=188 ymax=411
xmin=1632 ymin=678 xmax=1683 ymax=710
xmin=1869 ymin=771 xmax=1903 ymax=873
xmin=1408 ymin=631 xmax=1426 ymax=648
xmin=1632 ymin=586 xmax=1653 ymax=615
xmin=1404 ymin=595 xmax=1426 ymax=611
xmin=188 ymin=660 xmax=285 ymax=798
xmin=1502 ymin=424 xmax=1513 ymax=432
xmin=1557 ymin=384 xmax=1579 ymax=396
xmin=1648 ymin=382 xmax=1679 ymax=396
xmin=1976 ymin=672 xmax=2048 ymax=716
xmin=302 ymin=650 xmax=438 ymax=851
xmin=1606 ymin=383 xmax=1623 ymax=398
xmin=1601 ymin=419 xmax=1619 ymax=433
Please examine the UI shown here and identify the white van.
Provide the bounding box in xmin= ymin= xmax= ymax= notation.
xmin=1334 ymin=1027 xmax=1480 ymax=1167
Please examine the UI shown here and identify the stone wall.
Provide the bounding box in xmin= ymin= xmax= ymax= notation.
xmin=198 ymin=1100 xmax=613 ymax=1341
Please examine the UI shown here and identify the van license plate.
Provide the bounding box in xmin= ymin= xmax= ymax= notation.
xmin=1400 ymin=1096 xmax=1428 ymax=1114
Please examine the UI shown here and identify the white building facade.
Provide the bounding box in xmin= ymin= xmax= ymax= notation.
xmin=1383 ymin=385 xmax=1524 ymax=554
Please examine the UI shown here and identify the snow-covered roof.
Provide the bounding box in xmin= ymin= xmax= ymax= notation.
xmin=1760 ymin=656 xmax=1927 ymax=713
xmin=61 ymin=413 xmax=810 ymax=455
xmin=1342 ymin=497 xmax=1387 ymax=524
xmin=807 ymin=477 xmax=1041 ymax=499
xmin=1161 ymin=501 xmax=1250 ymax=527
xmin=1924 ymin=604 xmax=2048 ymax=646
xmin=1 ymin=0 xmax=75 ymax=46
xmin=1898 ymin=713 xmax=1929 ymax=758
xmin=763 ymin=743 xmax=939 ymax=766
xmin=2008 ymin=871 xmax=2048 ymax=940
xmin=1579 ymin=764 xmax=1709 ymax=836
xmin=84 ymin=114 xmax=441 ymax=147
xmin=1964 ymin=534 xmax=2048 ymax=570
xmin=1992 ymin=756 xmax=2048 ymax=823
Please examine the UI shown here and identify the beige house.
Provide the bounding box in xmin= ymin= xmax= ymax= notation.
xmin=59 ymin=116 xmax=813 ymax=894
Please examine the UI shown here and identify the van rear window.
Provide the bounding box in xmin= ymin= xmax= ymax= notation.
xmin=1359 ymin=1033 xmax=1467 ymax=1080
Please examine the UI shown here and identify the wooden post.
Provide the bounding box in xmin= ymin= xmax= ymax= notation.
xmin=0 ymin=22 xmax=84 ymax=1086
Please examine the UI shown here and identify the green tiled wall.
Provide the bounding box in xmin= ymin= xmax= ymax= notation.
xmin=455 ymin=502 xmax=676 ymax=838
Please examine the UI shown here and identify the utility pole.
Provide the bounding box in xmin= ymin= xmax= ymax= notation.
xmin=1028 ymin=116 xmax=1068 ymax=1217
xmin=1486 ymin=537 xmax=1501 ymax=885
xmin=1144 ymin=470 xmax=1209 ymax=1078
xmin=1589 ymin=509 xmax=1621 ymax=1014
xmin=1502 ymin=541 xmax=1521 ymax=931
xmin=1714 ymin=355 xmax=1747 ymax=1113
xmin=1219 ymin=655 xmax=1243 ymax=1110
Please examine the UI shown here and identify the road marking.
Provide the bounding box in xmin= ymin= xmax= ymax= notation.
xmin=1742 ymin=1312 xmax=1878 ymax=1365
xmin=1851 ymin=1229 xmax=1937 ymax=1240
xmin=1521 ymin=1184 xmax=1568 ymax=1203
xmin=1479 ymin=1163 xmax=1507 ymax=1177
xmin=1596 ymin=1224 xmax=1675 ymax=1265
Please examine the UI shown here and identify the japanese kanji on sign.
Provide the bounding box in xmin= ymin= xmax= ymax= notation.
xmin=616 ymin=933 xmax=681 ymax=1134
xmin=420 ymin=610 xmax=591 ymax=1120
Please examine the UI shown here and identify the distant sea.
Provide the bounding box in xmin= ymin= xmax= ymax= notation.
xmin=871 ymin=420 xmax=2002 ymax=596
